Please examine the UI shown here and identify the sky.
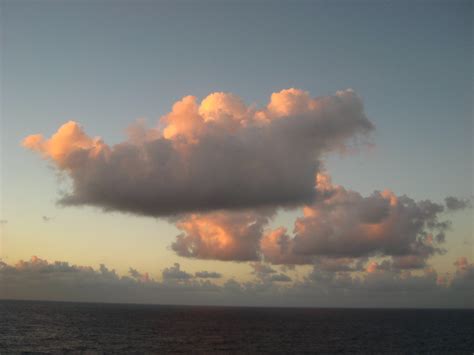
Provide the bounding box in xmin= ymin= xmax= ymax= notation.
xmin=0 ymin=0 xmax=473 ymax=307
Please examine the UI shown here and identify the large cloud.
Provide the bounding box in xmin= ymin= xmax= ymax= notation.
xmin=168 ymin=173 xmax=452 ymax=267
xmin=23 ymin=88 xmax=373 ymax=216
xmin=261 ymin=174 xmax=450 ymax=267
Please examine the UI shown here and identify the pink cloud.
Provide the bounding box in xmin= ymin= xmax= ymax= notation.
xmin=23 ymin=88 xmax=373 ymax=216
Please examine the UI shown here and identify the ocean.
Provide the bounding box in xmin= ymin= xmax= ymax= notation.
xmin=0 ymin=300 xmax=473 ymax=353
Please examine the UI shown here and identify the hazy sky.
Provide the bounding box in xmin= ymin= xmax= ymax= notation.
xmin=1 ymin=0 xmax=472 ymax=307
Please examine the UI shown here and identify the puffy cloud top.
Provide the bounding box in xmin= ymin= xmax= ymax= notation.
xmin=172 ymin=208 xmax=274 ymax=261
xmin=262 ymin=174 xmax=449 ymax=265
xmin=23 ymin=88 xmax=373 ymax=216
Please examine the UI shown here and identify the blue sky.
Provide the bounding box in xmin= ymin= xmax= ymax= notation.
xmin=3 ymin=0 xmax=471 ymax=196
xmin=0 ymin=0 xmax=472 ymax=303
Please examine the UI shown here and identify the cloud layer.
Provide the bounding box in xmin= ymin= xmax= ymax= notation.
xmin=23 ymin=88 xmax=373 ymax=216
xmin=1 ymin=256 xmax=472 ymax=308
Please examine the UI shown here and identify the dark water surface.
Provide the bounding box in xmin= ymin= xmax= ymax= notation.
xmin=0 ymin=300 xmax=473 ymax=353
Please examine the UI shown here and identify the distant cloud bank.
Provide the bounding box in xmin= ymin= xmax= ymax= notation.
xmin=1 ymin=256 xmax=472 ymax=308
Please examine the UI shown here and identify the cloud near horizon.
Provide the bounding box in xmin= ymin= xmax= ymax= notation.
xmin=23 ymin=88 xmax=373 ymax=216
xmin=1 ymin=256 xmax=472 ymax=308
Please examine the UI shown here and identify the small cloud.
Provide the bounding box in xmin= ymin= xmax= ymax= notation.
xmin=270 ymin=273 xmax=292 ymax=282
xmin=0 ymin=220 xmax=7 ymax=225
xmin=42 ymin=216 xmax=53 ymax=222
xmin=250 ymin=262 xmax=276 ymax=276
xmin=162 ymin=263 xmax=192 ymax=280
xmin=445 ymin=196 xmax=472 ymax=211
xmin=250 ymin=262 xmax=292 ymax=282
xmin=128 ymin=267 xmax=150 ymax=282
xmin=195 ymin=271 xmax=222 ymax=279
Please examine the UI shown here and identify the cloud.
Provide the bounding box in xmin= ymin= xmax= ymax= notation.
xmin=270 ymin=273 xmax=292 ymax=282
xmin=262 ymin=174 xmax=450 ymax=267
xmin=303 ymin=260 xmax=474 ymax=308
xmin=260 ymin=227 xmax=312 ymax=265
xmin=0 ymin=257 xmax=220 ymax=305
xmin=171 ymin=208 xmax=274 ymax=261
xmin=128 ymin=267 xmax=150 ymax=282
xmin=195 ymin=271 xmax=222 ymax=279
xmin=23 ymin=88 xmax=373 ymax=217
xmin=20 ymin=87 xmax=469 ymax=297
xmin=452 ymin=257 xmax=474 ymax=286
xmin=250 ymin=262 xmax=277 ymax=275
xmin=162 ymin=263 xmax=193 ymax=281
xmin=1 ymin=256 xmax=472 ymax=308
xmin=0 ymin=220 xmax=7 ymax=224
xmin=390 ymin=255 xmax=428 ymax=270
xmin=312 ymin=257 xmax=367 ymax=272
xmin=445 ymin=196 xmax=472 ymax=211
xmin=249 ymin=263 xmax=292 ymax=283
xmin=454 ymin=257 xmax=471 ymax=272
xmin=171 ymin=173 xmax=452 ymax=269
